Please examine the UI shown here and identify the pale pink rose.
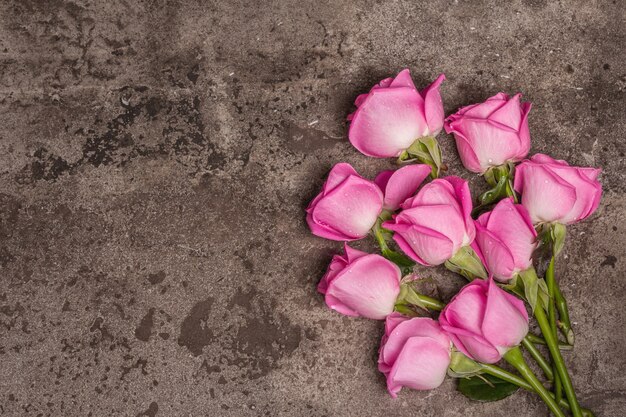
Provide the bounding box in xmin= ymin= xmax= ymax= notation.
xmin=317 ymin=244 xmax=401 ymax=320
xmin=348 ymin=69 xmax=446 ymax=158
xmin=378 ymin=313 xmax=451 ymax=397
xmin=444 ymin=93 xmax=532 ymax=173
xmin=382 ymin=176 xmax=475 ymax=266
xmin=474 ymin=198 xmax=537 ymax=282
xmin=374 ymin=164 xmax=432 ymax=211
xmin=439 ymin=279 xmax=529 ymax=364
xmin=306 ymin=163 xmax=384 ymax=241
xmin=514 ymin=154 xmax=602 ymax=225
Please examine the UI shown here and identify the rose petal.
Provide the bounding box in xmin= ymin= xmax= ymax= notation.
xmin=312 ymin=176 xmax=383 ymax=239
xmin=461 ymin=93 xmax=509 ymax=118
xmin=420 ymin=73 xmax=446 ymax=135
xmin=516 ymin=163 xmax=577 ymax=223
xmin=442 ymin=282 xmax=487 ymax=334
xmin=481 ymin=279 xmax=529 ymax=351
xmin=389 ymin=69 xmax=417 ymax=89
xmin=386 ymin=209 xmax=458 ymax=266
xmin=380 ymin=318 xmax=450 ymax=369
xmin=488 ymin=93 xmax=522 ymax=130
xmin=547 ymin=165 xmax=603 ymax=224
xmin=374 ymin=170 xmax=394 ymax=194
xmin=474 ymin=224 xmax=517 ymax=281
xmin=325 ymin=254 xmax=401 ymax=320
xmin=381 ymin=164 xmax=431 ymax=210
xmin=385 ymin=336 xmax=450 ymax=397
xmin=343 ymin=242 xmax=369 ymax=263
xmin=349 ymin=87 xmax=428 ymax=157
xmin=323 ymin=162 xmax=360 ymax=193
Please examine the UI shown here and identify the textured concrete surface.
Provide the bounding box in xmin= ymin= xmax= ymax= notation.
xmin=0 ymin=0 xmax=625 ymax=416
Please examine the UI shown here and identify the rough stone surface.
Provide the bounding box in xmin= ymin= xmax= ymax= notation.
xmin=0 ymin=0 xmax=625 ymax=416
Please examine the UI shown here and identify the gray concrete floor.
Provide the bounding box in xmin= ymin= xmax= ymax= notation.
xmin=1 ymin=1 xmax=625 ymax=416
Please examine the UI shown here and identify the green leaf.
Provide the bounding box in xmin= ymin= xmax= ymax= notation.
xmin=457 ymin=373 xmax=519 ymax=402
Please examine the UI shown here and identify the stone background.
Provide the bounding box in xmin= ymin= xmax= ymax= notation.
xmin=0 ymin=0 xmax=625 ymax=416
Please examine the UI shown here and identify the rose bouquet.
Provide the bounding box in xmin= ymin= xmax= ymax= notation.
xmin=306 ymin=69 xmax=602 ymax=416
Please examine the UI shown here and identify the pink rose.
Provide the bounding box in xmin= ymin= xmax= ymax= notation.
xmin=306 ymin=163 xmax=384 ymax=241
xmin=439 ymin=279 xmax=529 ymax=364
xmin=348 ymin=69 xmax=446 ymax=158
xmin=378 ymin=313 xmax=451 ymax=397
xmin=382 ymin=176 xmax=475 ymax=266
xmin=318 ymin=244 xmax=401 ymax=320
xmin=444 ymin=93 xmax=532 ymax=173
xmin=514 ymin=154 xmax=602 ymax=225
xmin=474 ymin=198 xmax=537 ymax=282
xmin=374 ymin=164 xmax=432 ymax=211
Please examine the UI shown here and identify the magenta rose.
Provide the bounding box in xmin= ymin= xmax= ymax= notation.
xmin=444 ymin=93 xmax=532 ymax=173
xmin=514 ymin=154 xmax=602 ymax=225
xmin=348 ymin=69 xmax=446 ymax=158
xmin=474 ymin=198 xmax=537 ymax=282
xmin=374 ymin=164 xmax=432 ymax=211
xmin=306 ymin=163 xmax=384 ymax=241
xmin=439 ymin=279 xmax=529 ymax=364
xmin=378 ymin=313 xmax=451 ymax=397
xmin=318 ymin=244 xmax=401 ymax=320
xmin=382 ymin=176 xmax=475 ymax=266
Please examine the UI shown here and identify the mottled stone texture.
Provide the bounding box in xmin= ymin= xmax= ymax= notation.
xmin=0 ymin=0 xmax=624 ymax=416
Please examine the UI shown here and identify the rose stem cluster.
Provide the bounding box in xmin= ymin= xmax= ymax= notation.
xmin=307 ymin=69 xmax=602 ymax=416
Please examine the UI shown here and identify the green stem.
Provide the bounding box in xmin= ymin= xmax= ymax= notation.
xmin=525 ymin=333 xmax=573 ymax=350
xmin=372 ymin=218 xmax=390 ymax=253
xmin=521 ymin=337 xmax=553 ymax=381
xmin=503 ymin=347 xmax=566 ymax=417
xmin=481 ymin=364 xmax=594 ymax=417
xmin=554 ymin=274 xmax=574 ymax=345
xmin=546 ymin=257 xmax=564 ymax=403
xmin=535 ymin=302 xmax=583 ymax=417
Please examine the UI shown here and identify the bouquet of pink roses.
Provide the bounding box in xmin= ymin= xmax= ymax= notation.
xmin=307 ymin=69 xmax=601 ymax=417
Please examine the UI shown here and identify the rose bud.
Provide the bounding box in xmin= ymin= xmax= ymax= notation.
xmin=306 ymin=163 xmax=384 ymax=241
xmin=474 ymin=198 xmax=537 ymax=282
xmin=317 ymin=244 xmax=401 ymax=320
xmin=382 ymin=176 xmax=475 ymax=266
xmin=348 ymin=69 xmax=446 ymax=158
xmin=514 ymin=154 xmax=602 ymax=225
xmin=374 ymin=164 xmax=432 ymax=211
xmin=444 ymin=93 xmax=532 ymax=173
xmin=378 ymin=313 xmax=452 ymax=397
xmin=439 ymin=279 xmax=529 ymax=364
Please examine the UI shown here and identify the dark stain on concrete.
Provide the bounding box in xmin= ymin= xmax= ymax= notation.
xmin=147 ymin=271 xmax=166 ymax=285
xmin=224 ymin=288 xmax=302 ymax=379
xmin=135 ymin=308 xmax=155 ymax=342
xmin=601 ymin=255 xmax=617 ymax=268
xmin=136 ymin=402 xmax=158 ymax=417
xmin=177 ymin=298 xmax=215 ymax=356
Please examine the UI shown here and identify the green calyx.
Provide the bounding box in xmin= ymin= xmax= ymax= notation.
xmin=397 ymin=136 xmax=445 ymax=179
xmin=371 ymin=213 xmax=415 ymax=276
xmin=537 ymin=222 xmax=567 ymax=257
xmin=448 ymin=350 xmax=483 ymax=378
xmin=505 ymin=267 xmax=550 ymax=313
xmin=445 ymin=245 xmax=488 ymax=281
xmin=473 ymin=162 xmax=517 ymax=216
xmin=394 ymin=279 xmax=445 ymax=314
